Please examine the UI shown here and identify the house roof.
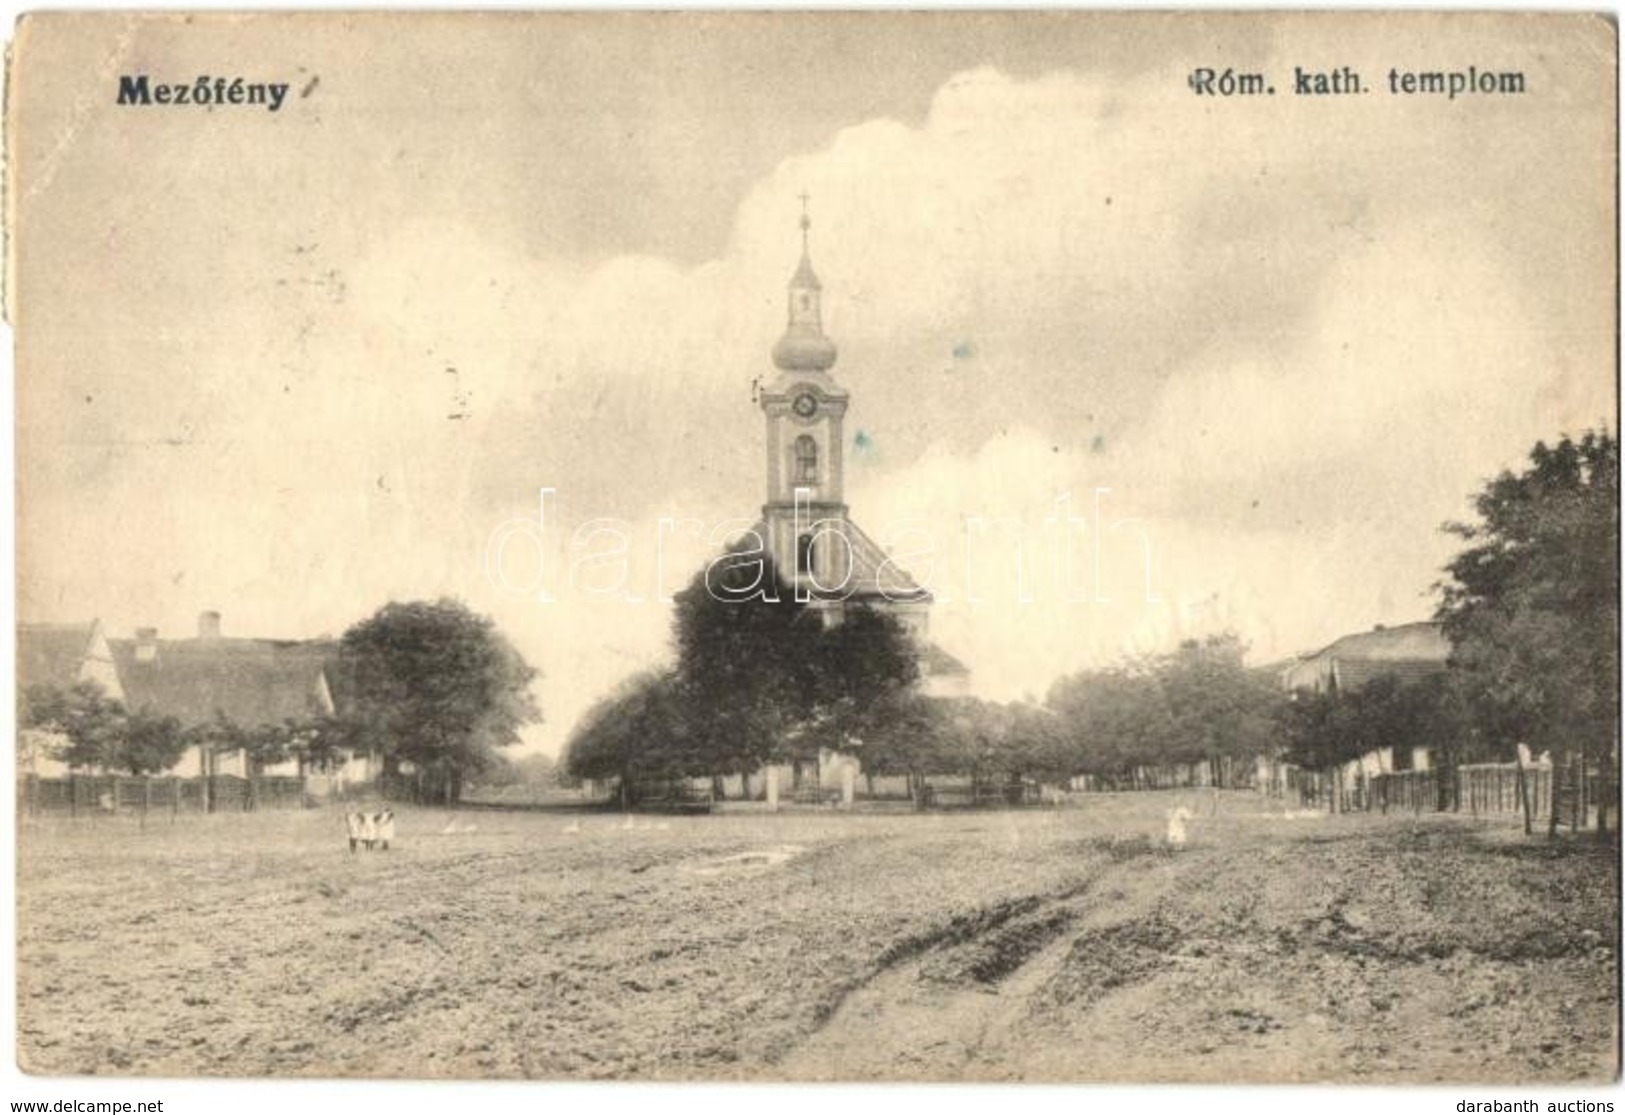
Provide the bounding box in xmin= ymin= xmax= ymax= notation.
xmin=1304 ymin=621 xmax=1451 ymax=664
xmin=109 ymin=637 xmax=337 ymax=729
xmin=1333 ymin=656 xmax=1450 ymax=691
xmin=1283 ymin=621 xmax=1451 ymax=694
xmin=18 ymin=622 xmax=100 ymax=691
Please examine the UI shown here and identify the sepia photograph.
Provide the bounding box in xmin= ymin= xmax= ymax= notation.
xmin=4 ymin=8 xmax=1619 ymax=1106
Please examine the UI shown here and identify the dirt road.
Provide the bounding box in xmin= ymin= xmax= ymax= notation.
xmin=16 ymin=794 xmax=1618 ymax=1082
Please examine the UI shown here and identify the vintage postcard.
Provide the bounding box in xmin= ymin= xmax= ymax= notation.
xmin=5 ymin=9 xmax=1619 ymax=1103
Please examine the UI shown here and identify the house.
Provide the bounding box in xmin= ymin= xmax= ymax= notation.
xmin=1281 ymin=621 xmax=1451 ymax=696
xmin=16 ymin=619 xmax=125 ymax=775
xmin=107 ymin=611 xmax=376 ymax=789
xmin=18 ymin=619 xmax=124 ymax=699
xmin=1280 ymin=620 xmax=1453 ymax=779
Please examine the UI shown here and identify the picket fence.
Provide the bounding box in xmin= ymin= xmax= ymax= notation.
xmin=1280 ymin=759 xmax=1616 ymax=831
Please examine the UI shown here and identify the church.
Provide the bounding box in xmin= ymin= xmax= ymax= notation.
xmin=734 ymin=208 xmax=968 ymax=803
xmin=744 ymin=206 xmax=935 ymax=635
xmin=746 ymin=207 xmax=966 ymax=680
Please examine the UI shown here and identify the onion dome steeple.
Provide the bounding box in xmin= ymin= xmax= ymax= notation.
xmin=771 ymin=196 xmax=838 ymax=373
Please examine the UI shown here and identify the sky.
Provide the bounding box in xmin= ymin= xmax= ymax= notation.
xmin=11 ymin=11 xmax=1618 ymax=754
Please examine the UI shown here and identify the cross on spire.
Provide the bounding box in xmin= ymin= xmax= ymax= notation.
xmin=773 ymin=190 xmax=835 ymax=372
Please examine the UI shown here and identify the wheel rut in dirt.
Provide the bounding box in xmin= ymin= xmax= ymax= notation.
xmin=777 ymin=836 xmax=1199 ymax=1080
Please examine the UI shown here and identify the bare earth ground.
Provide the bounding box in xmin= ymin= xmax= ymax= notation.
xmin=15 ymin=792 xmax=1619 ymax=1082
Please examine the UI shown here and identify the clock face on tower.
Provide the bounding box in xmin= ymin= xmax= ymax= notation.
xmin=791 ymin=391 xmax=818 ymax=419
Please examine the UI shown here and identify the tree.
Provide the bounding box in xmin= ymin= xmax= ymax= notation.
xmin=1158 ymin=635 xmax=1282 ymax=784
xmin=1274 ymin=670 xmax=1479 ymax=813
xmin=853 ymin=692 xmax=954 ymax=800
xmin=340 ymin=598 xmax=541 ymax=804
xmin=470 ymin=748 xmax=563 ymax=798
xmin=1046 ymin=635 xmax=1280 ymax=787
xmin=20 ymin=681 xmax=188 ymax=776
xmin=669 ymin=546 xmax=919 ymax=782
xmin=806 ymin=606 xmax=921 ymax=751
xmin=1048 ymin=662 xmax=1172 ymax=784
xmin=562 ymin=669 xmax=702 ymax=802
xmin=1004 ymin=701 xmax=1071 ymax=784
xmin=188 ymin=713 xmax=295 ymax=776
xmin=1436 ymin=430 xmax=1619 ymax=834
xmin=240 ymin=719 xmax=315 ymax=775
xmin=21 ymin=681 xmax=127 ymax=772
xmin=840 ymin=694 xmax=1062 ymax=801
xmin=117 ymin=709 xmax=188 ymax=776
xmin=289 ymin=714 xmax=351 ymax=774
xmin=183 ymin=710 xmax=244 ymax=779
xmin=671 ymin=546 xmax=811 ymax=779
xmin=1273 ymin=687 xmax=1351 ymax=771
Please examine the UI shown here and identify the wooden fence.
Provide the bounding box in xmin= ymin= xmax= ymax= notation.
xmin=1281 ymin=760 xmax=1590 ymax=825
xmin=19 ymin=773 xmax=309 ymax=820
xmin=1369 ymin=768 xmax=1442 ymax=815
xmin=1361 ymin=764 xmax=1555 ymax=819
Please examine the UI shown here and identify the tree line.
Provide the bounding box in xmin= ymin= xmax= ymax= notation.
xmin=565 ymin=431 xmax=1617 ymax=810
xmin=19 ymin=598 xmax=541 ymax=805
xmin=24 ymin=429 xmax=1611 ymax=815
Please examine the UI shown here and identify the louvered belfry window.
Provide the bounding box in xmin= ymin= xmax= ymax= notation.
xmin=793 ymin=435 xmax=818 ymax=484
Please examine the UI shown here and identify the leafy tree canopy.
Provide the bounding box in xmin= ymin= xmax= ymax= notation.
xmin=1436 ymin=429 xmax=1618 ymax=763
xmin=562 ymin=668 xmax=700 ymax=788
xmin=1274 ymin=672 xmax=1471 ymax=771
xmin=340 ymin=598 xmax=540 ymax=798
xmin=1046 ymin=634 xmax=1278 ymax=778
xmin=668 ymin=546 xmax=918 ymax=775
xmin=21 ymin=680 xmax=188 ymax=775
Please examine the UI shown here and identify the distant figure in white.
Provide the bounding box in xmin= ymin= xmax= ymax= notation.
xmin=346 ymin=807 xmax=395 ymax=852
xmin=374 ymin=808 xmax=395 ymax=849
xmin=1166 ymin=806 xmax=1195 ymax=848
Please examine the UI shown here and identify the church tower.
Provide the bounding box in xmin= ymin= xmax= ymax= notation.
xmin=757 ymin=204 xmax=855 ymax=615
xmin=753 ymin=204 xmax=931 ymax=636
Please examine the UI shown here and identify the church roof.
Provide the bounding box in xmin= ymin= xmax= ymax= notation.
xmin=742 ymin=518 xmax=930 ymax=603
xmin=772 ymin=214 xmax=837 ymax=372
xmin=923 ymin=643 xmax=969 ymax=677
xmin=772 ymin=324 xmax=837 ymax=373
xmin=790 ymin=250 xmax=822 ymax=291
xmin=842 ymin=518 xmax=930 ymax=602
